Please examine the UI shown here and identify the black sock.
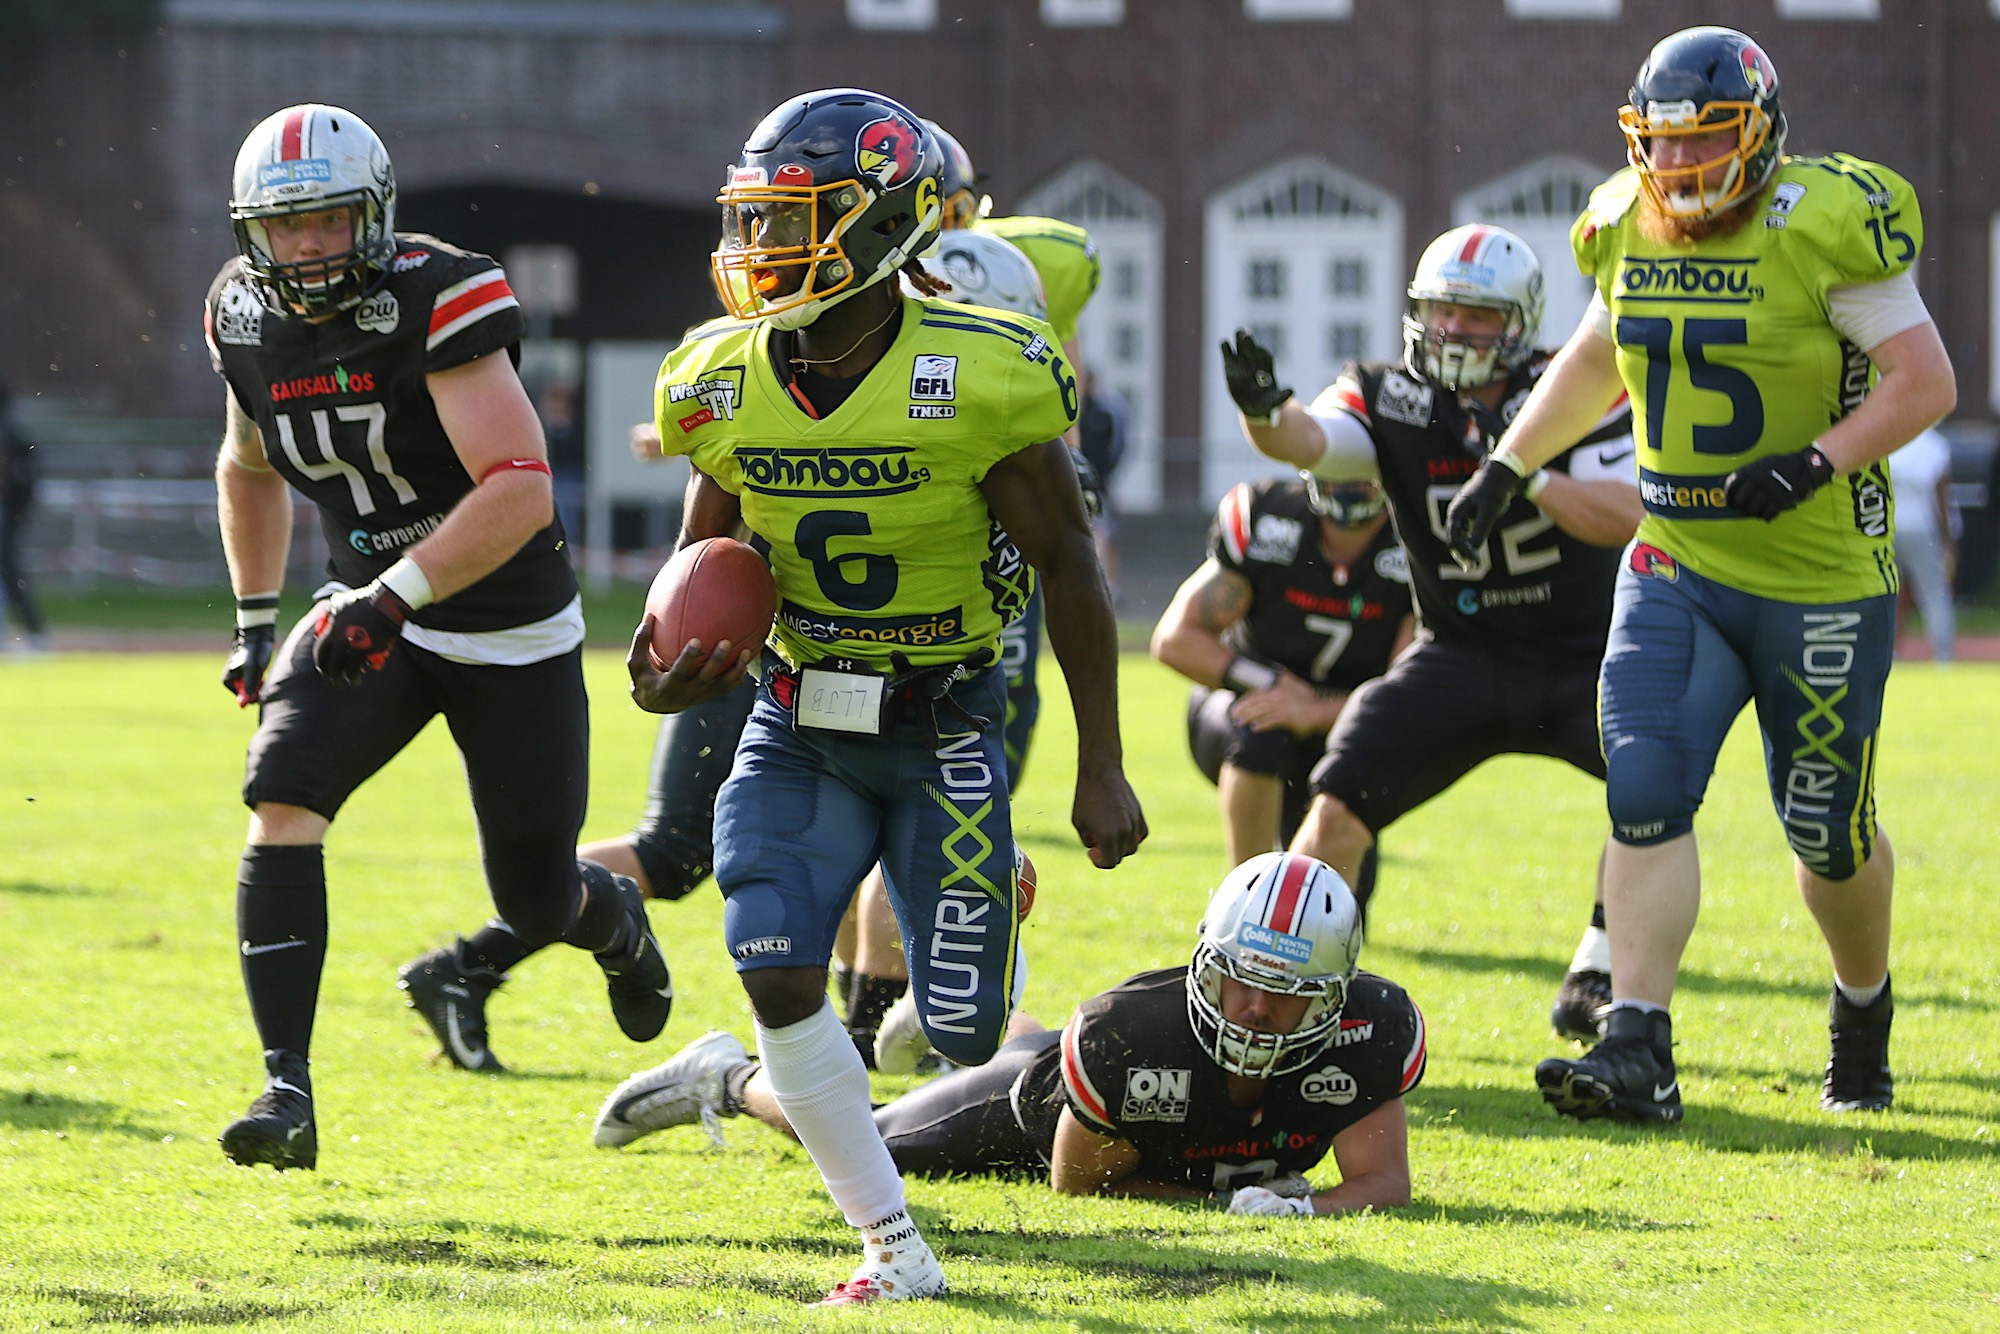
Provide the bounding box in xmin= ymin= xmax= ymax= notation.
xmin=845 ymin=974 xmax=908 ymax=1061
xmin=463 ymin=918 xmax=534 ymax=975
xmin=1590 ymin=902 xmax=1607 ymax=931
xmin=237 ymin=844 xmax=328 ymax=1060
xmin=563 ymin=859 xmax=630 ymax=955
xmin=831 ymin=960 xmax=857 ymax=1010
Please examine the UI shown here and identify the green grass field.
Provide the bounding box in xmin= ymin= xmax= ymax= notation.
xmin=1 ymin=651 xmax=1996 ymax=1331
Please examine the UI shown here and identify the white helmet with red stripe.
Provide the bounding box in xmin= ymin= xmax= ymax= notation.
xmin=1187 ymin=851 xmax=1363 ymax=1077
xmin=230 ymin=104 xmax=397 ymax=317
xmin=1401 ymin=223 xmax=1543 ymax=391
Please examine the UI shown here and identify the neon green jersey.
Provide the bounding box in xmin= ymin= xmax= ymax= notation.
xmin=1573 ymin=155 xmax=1917 ymax=601
xmin=975 ymin=214 xmax=1100 ymax=346
xmin=655 ymin=295 xmax=1078 ymax=669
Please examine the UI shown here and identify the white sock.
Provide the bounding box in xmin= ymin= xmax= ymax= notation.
xmin=757 ymin=999 xmax=907 ymax=1228
xmin=1569 ymin=926 xmax=1611 ymax=975
xmin=1834 ymin=974 xmax=1887 ymax=1007
xmin=1609 ymin=998 xmax=1668 ymax=1017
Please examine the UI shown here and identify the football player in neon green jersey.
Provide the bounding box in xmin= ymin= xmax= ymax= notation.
xmin=1447 ymin=28 xmax=1955 ymax=1127
xmin=629 ymin=88 xmax=1145 ymax=1306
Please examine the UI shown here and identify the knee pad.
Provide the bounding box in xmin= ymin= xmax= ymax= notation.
xmin=1604 ymin=738 xmax=1696 ymax=845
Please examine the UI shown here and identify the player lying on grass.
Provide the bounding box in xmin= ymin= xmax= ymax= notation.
xmin=593 ymin=852 xmax=1424 ymax=1217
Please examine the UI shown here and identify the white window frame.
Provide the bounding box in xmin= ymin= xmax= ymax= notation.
xmin=1774 ymin=0 xmax=1880 ymax=16
xmin=1018 ymin=160 xmax=1166 ymax=511
xmin=1041 ymin=0 xmax=1123 ymax=26
xmin=1989 ymin=213 xmax=2000 ymax=416
xmin=1454 ymin=155 xmax=1616 ymax=352
xmin=1504 ymin=0 xmax=1619 ymax=16
xmin=847 ymin=0 xmax=935 ymax=31
xmin=1202 ymin=157 xmax=1402 ymax=507
xmin=1245 ymin=0 xmax=1352 ymax=18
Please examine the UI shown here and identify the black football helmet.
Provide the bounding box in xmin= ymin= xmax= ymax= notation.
xmin=711 ymin=88 xmax=943 ymax=329
xmin=924 ymin=119 xmax=981 ymax=230
xmin=1620 ymin=26 xmax=1787 ymax=221
xmin=1303 ymin=475 xmax=1387 ymax=527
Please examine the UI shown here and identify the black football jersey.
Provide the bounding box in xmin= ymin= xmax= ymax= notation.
xmin=1208 ymin=479 xmax=1411 ymax=692
xmin=204 ymin=235 xmax=576 ymax=633
xmin=1315 ymin=355 xmax=1631 ymax=667
xmin=1013 ymin=967 xmax=1425 ymax=1194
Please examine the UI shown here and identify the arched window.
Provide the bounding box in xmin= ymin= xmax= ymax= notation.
xmin=1203 ymin=157 xmax=1402 ymax=505
xmin=1455 ymin=155 xmax=1614 ymax=351
xmin=1019 ymin=160 xmax=1166 ymax=510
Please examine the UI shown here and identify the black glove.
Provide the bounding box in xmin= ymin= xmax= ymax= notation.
xmin=1444 ymin=457 xmax=1531 ymax=569
xmin=222 ymin=595 xmax=279 ymax=707
xmin=1220 ymin=329 xmax=1293 ymax=423
xmin=1724 ymin=445 xmax=1835 ymax=521
xmin=1070 ymin=449 xmax=1105 ymax=519
xmin=312 ymin=581 xmax=411 ymax=686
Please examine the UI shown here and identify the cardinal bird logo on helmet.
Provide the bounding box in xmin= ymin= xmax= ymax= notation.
xmin=855 ymin=115 xmax=920 ymax=189
xmin=1739 ymin=41 xmax=1778 ymax=102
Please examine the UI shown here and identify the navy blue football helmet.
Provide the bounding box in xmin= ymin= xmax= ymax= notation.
xmin=711 ymin=88 xmax=943 ymax=329
xmin=923 ymin=120 xmax=981 ymax=231
xmin=1620 ymin=26 xmax=1787 ymax=220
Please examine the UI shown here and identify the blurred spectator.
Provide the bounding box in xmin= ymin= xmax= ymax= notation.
xmin=539 ymin=381 xmax=586 ymax=550
xmin=1890 ymin=426 xmax=1956 ymax=662
xmin=0 ymin=383 xmax=48 ymax=653
xmin=1077 ymin=369 xmax=1128 ymax=599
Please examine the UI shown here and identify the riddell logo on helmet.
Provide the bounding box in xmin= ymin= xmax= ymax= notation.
xmin=855 ymin=115 xmax=920 ymax=189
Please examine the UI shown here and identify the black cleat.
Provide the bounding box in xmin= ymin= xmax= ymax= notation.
xmin=594 ymin=868 xmax=673 ymax=1042
xmin=1822 ymin=976 xmax=1893 ymax=1112
xmin=1535 ymin=1006 xmax=1682 ymax=1125
xmin=220 ymin=1050 xmax=318 ymax=1170
xmin=1550 ymin=968 xmax=1613 ymax=1042
xmin=397 ymin=940 xmax=507 ymax=1072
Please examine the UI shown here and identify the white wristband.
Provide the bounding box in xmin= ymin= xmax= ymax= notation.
xmin=378 ymin=557 xmax=436 ymax=610
xmin=1522 ymin=468 xmax=1552 ymax=502
xmin=234 ymin=591 xmax=281 ymax=630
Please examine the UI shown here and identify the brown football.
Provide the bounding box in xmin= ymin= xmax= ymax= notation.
xmin=644 ymin=537 xmax=775 ymax=668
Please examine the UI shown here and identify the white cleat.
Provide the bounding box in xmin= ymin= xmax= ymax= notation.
xmin=819 ymin=1238 xmax=948 ymax=1305
xmin=591 ymin=1030 xmax=748 ymax=1149
xmin=872 ymin=989 xmax=944 ymax=1077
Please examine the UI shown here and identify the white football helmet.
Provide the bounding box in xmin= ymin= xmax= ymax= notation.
xmin=921 ymin=230 xmax=1048 ymax=321
xmin=1187 ymin=852 xmax=1363 ymax=1078
xmin=1401 ymin=224 xmax=1544 ymax=391
xmin=230 ymin=104 xmax=397 ymax=317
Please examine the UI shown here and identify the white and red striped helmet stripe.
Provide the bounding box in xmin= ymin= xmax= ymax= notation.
xmin=1259 ymin=852 xmax=1315 ymax=936
xmin=1454 ymin=224 xmax=1493 ymax=266
xmin=280 ymin=107 xmax=307 ymax=162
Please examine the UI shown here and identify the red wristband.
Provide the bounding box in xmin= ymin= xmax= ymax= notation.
xmin=480 ymin=457 xmax=554 ymax=483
